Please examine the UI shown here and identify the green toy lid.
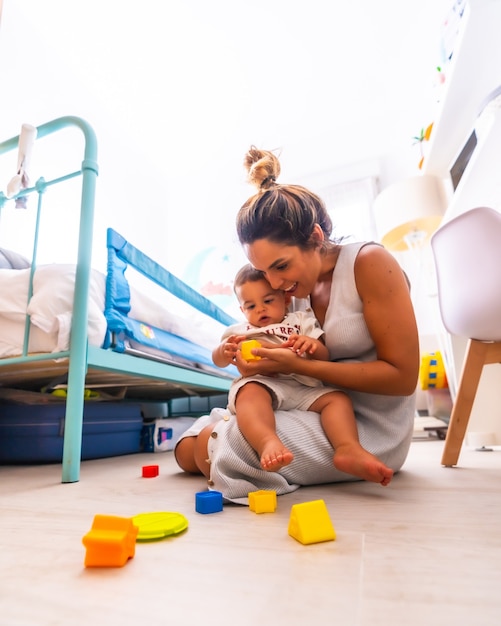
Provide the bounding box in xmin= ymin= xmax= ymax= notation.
xmin=132 ymin=511 xmax=189 ymax=541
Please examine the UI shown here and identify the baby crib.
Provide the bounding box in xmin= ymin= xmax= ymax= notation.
xmin=0 ymin=116 xmax=236 ymax=482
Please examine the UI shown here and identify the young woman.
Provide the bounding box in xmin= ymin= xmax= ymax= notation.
xmin=175 ymin=147 xmax=419 ymax=503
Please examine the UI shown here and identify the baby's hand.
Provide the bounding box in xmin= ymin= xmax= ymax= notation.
xmin=223 ymin=334 xmax=246 ymax=362
xmin=283 ymin=334 xmax=319 ymax=357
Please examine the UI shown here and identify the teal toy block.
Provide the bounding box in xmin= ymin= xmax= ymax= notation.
xmin=248 ymin=490 xmax=277 ymax=513
xmin=196 ymin=490 xmax=223 ymax=514
xmin=288 ymin=499 xmax=336 ymax=545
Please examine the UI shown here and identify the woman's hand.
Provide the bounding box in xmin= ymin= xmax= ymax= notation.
xmin=234 ymin=346 xmax=299 ymax=377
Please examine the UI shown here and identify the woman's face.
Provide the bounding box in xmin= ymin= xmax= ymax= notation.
xmin=244 ymin=239 xmax=320 ymax=300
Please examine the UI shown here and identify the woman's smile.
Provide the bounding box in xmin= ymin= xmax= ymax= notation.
xmin=283 ymin=282 xmax=299 ymax=296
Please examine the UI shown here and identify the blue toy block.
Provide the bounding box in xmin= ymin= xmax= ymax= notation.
xmin=195 ymin=490 xmax=223 ymax=514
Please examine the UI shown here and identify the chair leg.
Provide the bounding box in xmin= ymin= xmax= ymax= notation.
xmin=441 ymin=339 xmax=489 ymax=467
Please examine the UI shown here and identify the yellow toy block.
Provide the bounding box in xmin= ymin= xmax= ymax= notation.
xmin=82 ymin=514 xmax=139 ymax=567
xmin=240 ymin=339 xmax=262 ymax=361
xmin=248 ymin=490 xmax=277 ymax=513
xmin=288 ymin=500 xmax=336 ymax=545
xmin=419 ymin=351 xmax=447 ymax=390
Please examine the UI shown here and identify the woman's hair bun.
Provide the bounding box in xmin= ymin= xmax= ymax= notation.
xmin=243 ymin=146 xmax=281 ymax=190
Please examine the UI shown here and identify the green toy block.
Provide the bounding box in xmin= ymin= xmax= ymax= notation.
xmin=288 ymin=499 xmax=336 ymax=545
xmin=248 ymin=490 xmax=277 ymax=513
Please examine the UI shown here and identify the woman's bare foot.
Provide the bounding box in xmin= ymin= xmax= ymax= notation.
xmin=333 ymin=444 xmax=394 ymax=486
xmin=259 ymin=437 xmax=294 ymax=471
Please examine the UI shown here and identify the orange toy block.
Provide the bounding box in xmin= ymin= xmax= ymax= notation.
xmin=240 ymin=339 xmax=262 ymax=361
xmin=288 ymin=500 xmax=336 ymax=545
xmin=248 ymin=490 xmax=277 ymax=513
xmin=82 ymin=514 xmax=139 ymax=567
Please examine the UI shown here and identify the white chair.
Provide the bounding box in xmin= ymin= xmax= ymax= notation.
xmin=430 ymin=206 xmax=501 ymax=467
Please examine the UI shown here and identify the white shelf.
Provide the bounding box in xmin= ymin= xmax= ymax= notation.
xmin=423 ymin=0 xmax=501 ymax=177
xmin=442 ymin=107 xmax=501 ymax=221
xmin=423 ymin=1 xmax=501 ymax=443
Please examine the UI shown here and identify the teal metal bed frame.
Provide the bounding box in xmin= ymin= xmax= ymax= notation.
xmin=0 ymin=117 xmax=233 ymax=483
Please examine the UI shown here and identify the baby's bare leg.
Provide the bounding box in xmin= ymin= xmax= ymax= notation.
xmin=235 ymin=382 xmax=294 ymax=471
xmin=174 ymin=424 xmax=215 ymax=478
xmin=310 ymin=392 xmax=394 ymax=486
xmin=174 ymin=436 xmax=200 ymax=474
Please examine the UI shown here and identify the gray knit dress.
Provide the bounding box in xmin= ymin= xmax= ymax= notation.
xmin=195 ymin=242 xmax=416 ymax=503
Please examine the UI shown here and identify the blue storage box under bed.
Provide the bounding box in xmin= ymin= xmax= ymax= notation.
xmin=168 ymin=393 xmax=229 ymax=417
xmin=0 ymin=402 xmax=143 ymax=464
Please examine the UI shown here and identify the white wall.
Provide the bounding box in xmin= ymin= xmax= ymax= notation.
xmin=0 ymin=1 xmax=465 ymax=412
xmin=0 ymin=0 xmax=450 ymax=278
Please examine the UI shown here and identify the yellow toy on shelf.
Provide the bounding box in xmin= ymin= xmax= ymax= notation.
xmin=419 ymin=351 xmax=448 ymax=389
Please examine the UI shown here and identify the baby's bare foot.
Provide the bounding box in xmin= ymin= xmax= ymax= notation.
xmin=333 ymin=445 xmax=394 ymax=486
xmin=260 ymin=439 xmax=294 ymax=472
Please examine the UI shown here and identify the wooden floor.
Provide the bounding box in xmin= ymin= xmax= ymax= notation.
xmin=1 ymin=439 xmax=500 ymax=626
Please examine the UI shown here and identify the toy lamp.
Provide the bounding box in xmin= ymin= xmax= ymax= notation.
xmin=373 ymin=175 xmax=447 ymax=251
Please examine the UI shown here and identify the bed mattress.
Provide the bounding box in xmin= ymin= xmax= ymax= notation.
xmin=0 ymin=263 xmax=223 ymax=360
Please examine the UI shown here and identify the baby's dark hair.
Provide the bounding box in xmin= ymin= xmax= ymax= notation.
xmin=237 ymin=146 xmax=336 ymax=250
xmin=233 ymin=263 xmax=268 ymax=293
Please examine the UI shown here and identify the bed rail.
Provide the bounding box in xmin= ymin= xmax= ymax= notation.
xmin=104 ymin=228 xmax=237 ymax=375
xmin=0 ymin=116 xmax=98 ymax=483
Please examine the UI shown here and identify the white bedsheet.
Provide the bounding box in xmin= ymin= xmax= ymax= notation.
xmin=0 ymin=264 xmax=224 ymax=359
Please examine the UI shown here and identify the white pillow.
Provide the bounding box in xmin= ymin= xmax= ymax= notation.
xmin=0 ymin=247 xmax=30 ymax=269
xmin=27 ymin=264 xmax=107 ymax=348
xmin=0 ymin=263 xmax=221 ymax=355
xmin=0 ymin=268 xmax=31 ymax=320
xmin=0 ymin=315 xmax=59 ymax=357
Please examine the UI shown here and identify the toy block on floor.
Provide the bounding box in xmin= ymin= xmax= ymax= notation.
xmin=195 ymin=490 xmax=223 ymax=514
xmin=240 ymin=339 xmax=262 ymax=361
xmin=288 ymin=499 xmax=336 ymax=545
xmin=142 ymin=464 xmax=159 ymax=478
xmin=82 ymin=514 xmax=139 ymax=567
xmin=248 ymin=490 xmax=277 ymax=513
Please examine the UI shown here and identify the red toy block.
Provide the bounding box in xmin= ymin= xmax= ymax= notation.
xmin=82 ymin=514 xmax=139 ymax=567
xmin=142 ymin=464 xmax=159 ymax=478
